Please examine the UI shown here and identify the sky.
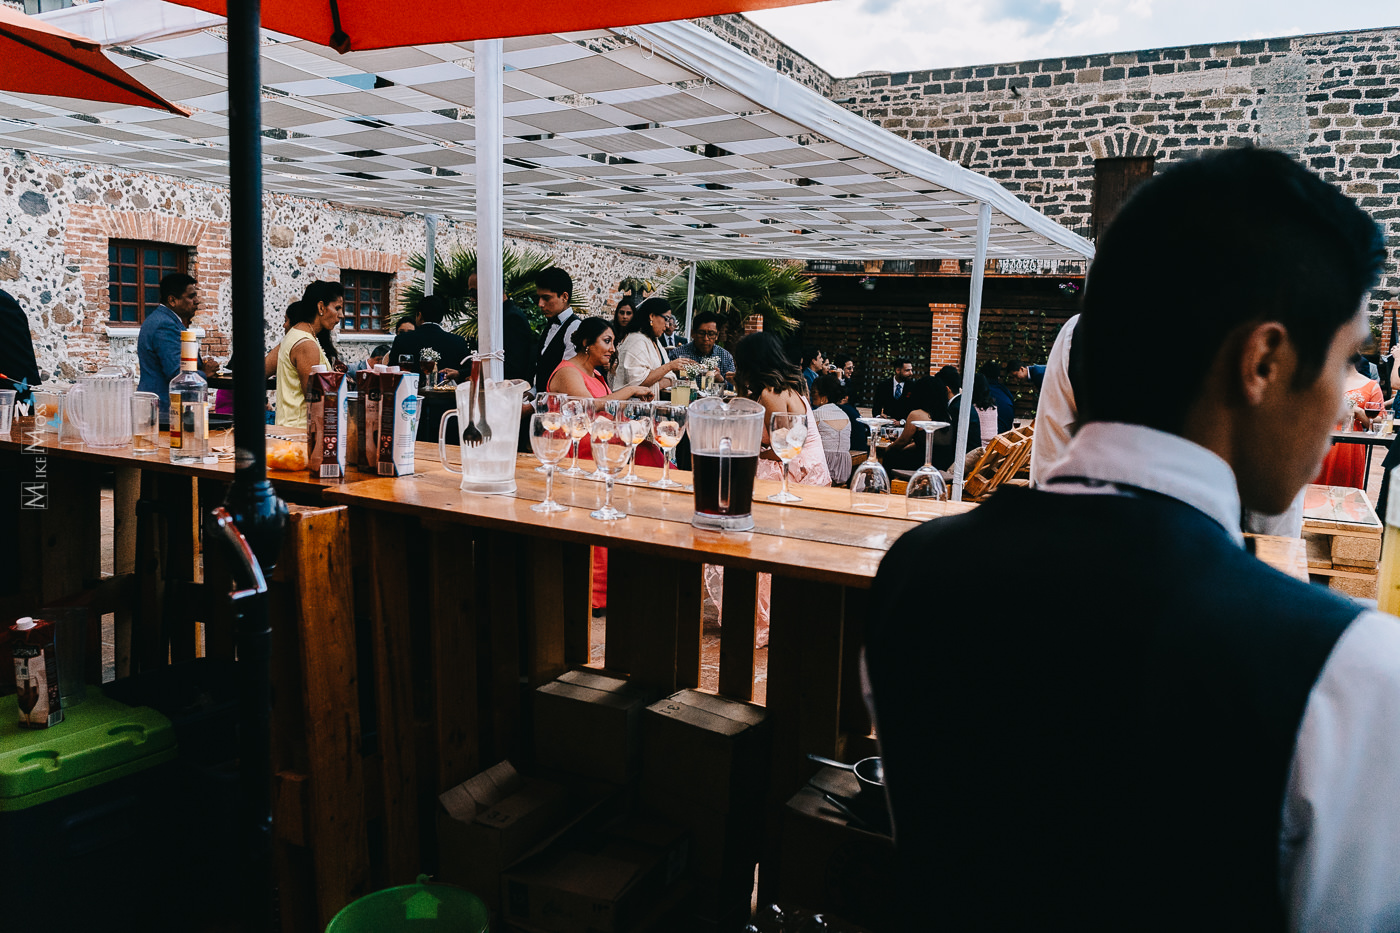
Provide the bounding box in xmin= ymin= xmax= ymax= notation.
xmin=745 ymin=0 xmax=1400 ymax=77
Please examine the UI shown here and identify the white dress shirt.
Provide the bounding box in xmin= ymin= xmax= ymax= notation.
xmin=1044 ymin=422 xmax=1400 ymax=933
xmin=1029 ymin=314 xmax=1078 ymax=485
xmin=541 ymin=310 xmax=580 ymax=364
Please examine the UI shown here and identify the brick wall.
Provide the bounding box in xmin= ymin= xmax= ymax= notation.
xmin=928 ymin=303 xmax=965 ymax=372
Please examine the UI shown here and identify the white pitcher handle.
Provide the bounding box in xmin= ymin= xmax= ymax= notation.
xmin=65 ymin=384 xmax=87 ymax=433
xmin=439 ymin=410 xmax=461 ymax=474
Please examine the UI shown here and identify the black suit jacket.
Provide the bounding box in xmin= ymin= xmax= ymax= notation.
xmin=502 ymin=300 xmax=537 ymax=384
xmin=872 ymin=378 xmax=912 ymax=420
xmin=0 ymin=289 xmax=41 ymax=399
xmin=388 ymin=321 xmax=471 ymax=372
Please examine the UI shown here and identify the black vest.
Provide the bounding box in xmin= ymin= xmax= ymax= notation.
xmin=535 ymin=312 xmax=575 ymax=393
xmin=866 ymin=487 xmax=1358 ymax=931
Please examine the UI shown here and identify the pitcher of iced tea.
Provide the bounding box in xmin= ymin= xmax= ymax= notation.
xmin=687 ymin=396 xmax=765 ymax=531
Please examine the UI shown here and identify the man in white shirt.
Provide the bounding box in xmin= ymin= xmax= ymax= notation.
xmin=532 ymin=266 xmax=581 ymax=394
xmin=866 ymin=148 xmax=1399 ymax=931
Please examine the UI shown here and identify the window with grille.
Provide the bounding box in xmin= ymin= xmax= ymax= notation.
xmin=1091 ymin=157 xmax=1156 ymax=241
xmin=340 ymin=270 xmax=391 ymax=332
xmin=107 ymin=240 xmax=189 ymax=325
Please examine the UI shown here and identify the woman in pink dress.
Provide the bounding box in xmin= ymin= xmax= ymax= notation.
xmin=548 ymin=317 xmax=658 ymax=611
xmin=1314 ymin=355 xmax=1383 ymax=488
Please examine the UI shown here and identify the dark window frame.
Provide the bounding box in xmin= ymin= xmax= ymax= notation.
xmin=340 ymin=269 xmax=392 ymax=333
xmin=106 ymin=239 xmax=190 ymax=326
xmin=1091 ymin=156 xmax=1156 ymax=241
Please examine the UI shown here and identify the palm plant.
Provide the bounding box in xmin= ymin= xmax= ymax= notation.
xmin=664 ymin=259 xmax=816 ymax=339
xmin=393 ymin=245 xmax=585 ymax=341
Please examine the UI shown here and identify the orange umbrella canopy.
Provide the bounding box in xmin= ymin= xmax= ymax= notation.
xmin=169 ymin=0 xmax=825 ymax=52
xmin=0 ymin=6 xmax=188 ymax=114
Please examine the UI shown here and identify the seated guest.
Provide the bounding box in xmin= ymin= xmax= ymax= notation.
xmin=873 ymin=358 xmax=915 ymax=420
xmin=671 ymin=310 xmax=736 ymax=386
xmin=980 ymin=361 xmax=1016 ymax=434
xmin=733 ymin=332 xmax=830 ymax=487
xmin=943 ymin=375 xmax=984 ymax=468
xmin=866 ymin=148 xmax=1400 ymax=931
xmin=881 ymin=377 xmax=954 ymax=472
xmin=347 ymin=344 xmax=392 ymax=375
xmin=971 ymin=374 xmax=1000 ymax=445
xmin=811 ymin=374 xmax=853 ymax=485
xmin=610 ymin=297 xmax=686 ymax=392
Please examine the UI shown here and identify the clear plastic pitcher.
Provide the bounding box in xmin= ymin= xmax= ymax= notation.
xmin=439 ymin=378 xmax=530 ymax=493
xmin=65 ymin=369 xmax=135 ymax=448
xmin=687 ymin=396 xmax=765 ymax=531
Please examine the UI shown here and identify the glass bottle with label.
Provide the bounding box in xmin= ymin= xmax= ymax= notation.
xmin=168 ymin=329 xmax=209 ymax=465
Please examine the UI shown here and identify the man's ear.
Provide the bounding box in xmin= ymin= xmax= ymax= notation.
xmin=1238 ymin=321 xmax=1292 ymax=406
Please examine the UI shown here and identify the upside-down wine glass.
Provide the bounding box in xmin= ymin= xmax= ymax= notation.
xmin=850 ymin=417 xmax=892 ymax=512
xmin=560 ymin=397 xmax=594 ymax=477
xmin=529 ymin=412 xmax=571 ymax=513
xmin=650 ymin=403 xmax=688 ymax=489
xmin=905 ymin=420 xmax=950 ymax=517
xmin=532 ymin=392 xmax=569 ymax=472
xmin=768 ymin=411 xmax=806 ymax=503
xmin=617 ymin=399 xmax=654 ymax=485
xmin=589 ymin=413 xmax=631 ymax=521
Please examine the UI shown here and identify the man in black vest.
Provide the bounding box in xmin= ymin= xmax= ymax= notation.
xmin=866 ymin=149 xmax=1400 ymax=931
xmin=533 ymin=266 xmax=581 ymax=394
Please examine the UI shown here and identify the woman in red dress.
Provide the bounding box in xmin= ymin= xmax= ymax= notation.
xmin=548 ymin=317 xmax=659 ymax=611
xmin=1314 ymin=355 xmax=1383 ymax=488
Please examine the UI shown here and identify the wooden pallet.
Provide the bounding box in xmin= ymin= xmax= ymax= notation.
xmin=963 ymin=424 xmax=1034 ymax=501
xmin=1302 ymin=484 xmax=1381 ymax=599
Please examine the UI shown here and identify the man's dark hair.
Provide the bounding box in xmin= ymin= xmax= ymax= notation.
xmin=535 ymin=267 xmax=573 ymax=300
xmin=980 ymin=360 xmax=1002 ymax=383
xmin=371 ymin=344 xmax=392 ymax=358
xmin=1078 ymin=148 xmax=1386 ymax=432
xmin=159 ymin=272 xmax=196 ymax=306
xmin=691 ymin=310 xmax=721 ymax=330
xmin=834 ymin=354 xmax=854 ymax=368
xmin=1006 ymin=359 xmax=1025 ymax=374
xmin=893 ymin=358 xmax=912 ymax=370
xmin=801 ymin=346 xmax=822 ymax=368
xmin=418 ymin=294 xmax=450 ymax=324
xmin=935 ymin=364 xmax=960 ymax=389
xmin=301 ymin=279 xmax=344 ymax=309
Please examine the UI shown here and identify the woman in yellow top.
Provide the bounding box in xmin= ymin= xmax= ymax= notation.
xmin=275 ymin=280 xmax=344 ymax=428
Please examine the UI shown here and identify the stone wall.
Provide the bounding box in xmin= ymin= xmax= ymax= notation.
xmin=826 ymin=28 xmax=1400 ymax=307
xmin=0 ymin=148 xmax=679 ymax=382
xmin=694 ymin=15 xmax=834 ymax=94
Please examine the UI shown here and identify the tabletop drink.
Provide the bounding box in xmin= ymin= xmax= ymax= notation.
xmin=687 ymin=397 xmax=765 ymax=532
xmin=307 ymin=366 xmax=347 ymax=479
xmin=362 ymin=365 xmax=386 ymax=469
xmin=10 ymin=616 xmax=61 ymax=729
xmin=353 ymin=369 xmax=378 ymax=468
xmin=65 ymin=369 xmax=136 ymax=449
xmin=169 ymin=330 xmax=210 ymax=464
xmin=437 ymin=377 xmax=531 ymax=493
xmin=132 ymin=392 xmax=160 ymax=454
xmin=377 ymin=368 xmax=420 ymax=477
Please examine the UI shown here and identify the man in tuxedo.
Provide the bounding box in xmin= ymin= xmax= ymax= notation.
xmin=387 ymin=293 xmax=471 ymax=376
xmin=533 ymin=266 xmax=581 ymax=394
xmin=867 ymin=148 xmax=1400 ymax=930
xmin=467 ymin=272 xmax=536 ymax=384
xmin=871 ymin=358 xmax=914 ymax=419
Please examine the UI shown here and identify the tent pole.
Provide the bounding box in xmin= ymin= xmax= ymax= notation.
xmin=223 ymin=1 xmax=285 ymax=930
xmin=476 ymin=38 xmax=504 ymax=382
xmin=683 ymin=260 xmax=697 ymax=339
xmin=950 ymin=201 xmax=992 ymax=502
xmin=423 ymin=213 xmax=438 ymax=297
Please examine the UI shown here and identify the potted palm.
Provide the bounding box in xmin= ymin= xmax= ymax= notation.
xmin=663 ymin=259 xmax=817 ymax=341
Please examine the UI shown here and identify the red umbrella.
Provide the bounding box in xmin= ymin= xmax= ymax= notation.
xmin=0 ymin=5 xmax=188 ymax=114
xmin=170 ymin=0 xmax=823 ymax=52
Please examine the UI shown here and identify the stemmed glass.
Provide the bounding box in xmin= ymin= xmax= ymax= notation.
xmin=850 ymin=417 xmax=892 ymax=512
xmin=587 ymin=399 xmax=623 ymax=481
xmin=905 ymin=420 xmax=949 ymax=517
xmin=532 ymin=392 xmax=568 ymax=472
xmin=529 ymin=412 xmax=571 ymax=513
xmin=617 ymin=399 xmax=654 ymax=485
xmin=650 ymin=404 xmax=688 ymax=489
xmin=560 ymin=397 xmax=594 ymax=477
xmin=589 ymin=413 xmax=630 ymax=521
xmin=768 ymin=411 xmax=806 ymax=503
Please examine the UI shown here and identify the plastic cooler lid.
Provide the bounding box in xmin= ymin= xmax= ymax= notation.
xmin=0 ymin=691 xmax=176 ymax=811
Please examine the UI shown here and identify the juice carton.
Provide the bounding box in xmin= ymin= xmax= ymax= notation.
xmin=306 ymin=366 xmax=347 ymax=479
xmin=11 ymin=617 xmax=61 ymax=728
xmin=377 ymin=368 xmax=420 ymax=477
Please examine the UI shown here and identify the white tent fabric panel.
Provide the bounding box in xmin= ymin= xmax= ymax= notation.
xmin=11 ymin=2 xmax=1094 ymax=262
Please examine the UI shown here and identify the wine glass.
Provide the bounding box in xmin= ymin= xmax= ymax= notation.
xmin=560 ymin=397 xmax=594 ymax=477
xmin=650 ymin=404 xmax=688 ymax=489
xmin=589 ymin=414 xmax=630 ymax=521
xmin=906 ymin=419 xmax=950 ymax=517
xmin=587 ymin=399 xmax=624 ymax=481
xmin=851 ymin=417 xmax=892 ymax=512
xmin=768 ymin=411 xmax=806 ymax=503
xmin=531 ymin=392 xmax=568 ymax=472
xmin=529 ymin=412 xmax=571 ymax=513
xmin=617 ymin=399 xmax=654 ymax=485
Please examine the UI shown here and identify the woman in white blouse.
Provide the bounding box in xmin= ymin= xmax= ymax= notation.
xmin=610 ymin=297 xmax=686 ymax=392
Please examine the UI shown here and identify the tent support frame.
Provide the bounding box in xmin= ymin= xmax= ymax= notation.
xmin=950 ymin=201 xmax=992 ymax=502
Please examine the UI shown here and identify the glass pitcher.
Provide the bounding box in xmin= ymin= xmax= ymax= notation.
xmin=439 ymin=378 xmax=530 ymax=493
xmin=65 ymin=369 xmax=135 ymax=448
xmin=687 ymin=396 xmax=765 ymax=531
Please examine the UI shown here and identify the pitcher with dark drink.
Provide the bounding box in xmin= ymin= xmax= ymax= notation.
xmin=688 ymin=397 xmax=765 ymax=532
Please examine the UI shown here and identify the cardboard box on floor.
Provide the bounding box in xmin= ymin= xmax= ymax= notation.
xmin=534 ymin=670 xmax=650 ymax=784
xmin=502 ymin=816 xmax=690 ymax=933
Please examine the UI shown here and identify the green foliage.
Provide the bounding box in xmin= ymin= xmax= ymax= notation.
xmin=664 ymin=259 xmax=817 ymax=340
xmin=393 ymin=245 xmax=585 ymax=342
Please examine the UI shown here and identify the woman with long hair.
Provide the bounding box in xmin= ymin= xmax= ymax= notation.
xmin=303 ymin=280 xmax=346 ymax=373
xmin=275 ymin=281 xmax=343 ymax=427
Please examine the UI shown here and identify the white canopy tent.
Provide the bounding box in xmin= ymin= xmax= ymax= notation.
xmin=16 ymin=2 xmax=1094 ymax=497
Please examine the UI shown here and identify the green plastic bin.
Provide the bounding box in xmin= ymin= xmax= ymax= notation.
xmin=326 ymin=875 xmax=489 ymax=932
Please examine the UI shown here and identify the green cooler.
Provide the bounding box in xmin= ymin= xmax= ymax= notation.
xmin=0 ymin=690 xmax=178 ymax=932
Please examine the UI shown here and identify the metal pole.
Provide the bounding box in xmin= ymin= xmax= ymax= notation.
xmin=683 ymin=260 xmax=697 ymax=339
xmin=950 ymin=201 xmax=992 ymax=502
xmin=476 ymin=39 xmax=504 ymax=382
xmin=224 ymin=2 xmax=285 ymax=929
xmin=423 ymin=213 xmax=438 ymax=297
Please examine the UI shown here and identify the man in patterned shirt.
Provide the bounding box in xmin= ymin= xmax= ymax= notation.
xmin=670 ymin=311 xmax=735 ymax=386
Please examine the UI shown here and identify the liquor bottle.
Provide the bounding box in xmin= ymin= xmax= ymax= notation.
xmin=169 ymin=329 xmax=209 ymax=465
